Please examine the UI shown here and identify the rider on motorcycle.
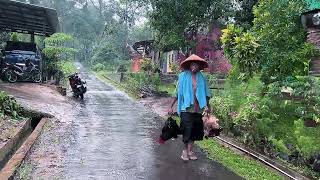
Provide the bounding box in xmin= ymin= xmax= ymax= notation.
xmin=68 ymin=70 xmax=87 ymax=99
xmin=25 ymin=58 xmax=34 ymax=73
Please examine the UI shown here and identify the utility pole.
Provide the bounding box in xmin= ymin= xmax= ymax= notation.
xmin=73 ymin=23 xmax=76 ymax=61
xmin=125 ymin=1 xmax=129 ymax=45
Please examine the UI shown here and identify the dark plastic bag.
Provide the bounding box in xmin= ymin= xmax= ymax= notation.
xmin=159 ymin=117 xmax=181 ymax=144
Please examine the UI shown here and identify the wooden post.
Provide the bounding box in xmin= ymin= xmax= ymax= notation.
xmin=30 ymin=32 xmax=35 ymax=43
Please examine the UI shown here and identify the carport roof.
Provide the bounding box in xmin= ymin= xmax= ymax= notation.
xmin=0 ymin=0 xmax=59 ymax=36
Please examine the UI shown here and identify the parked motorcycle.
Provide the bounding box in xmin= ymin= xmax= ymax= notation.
xmin=68 ymin=73 xmax=87 ymax=99
xmin=3 ymin=61 xmax=42 ymax=83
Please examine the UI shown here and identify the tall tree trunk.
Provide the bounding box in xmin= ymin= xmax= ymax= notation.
xmin=98 ymin=0 xmax=103 ymax=18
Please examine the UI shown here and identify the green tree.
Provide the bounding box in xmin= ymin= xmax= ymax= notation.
xmin=221 ymin=25 xmax=260 ymax=82
xmin=43 ymin=33 xmax=77 ymax=84
xmin=222 ymin=0 xmax=317 ymax=85
xmin=10 ymin=32 xmax=20 ymax=42
xmin=145 ymin=0 xmax=233 ymax=51
xmin=253 ymin=0 xmax=316 ymax=84
xmin=43 ymin=33 xmax=76 ymax=59
xmin=129 ymin=24 xmax=153 ymax=43
xmin=234 ymin=0 xmax=259 ymax=28
xmin=38 ymin=0 xmax=150 ymax=67
xmin=0 ymin=32 xmax=10 ymax=48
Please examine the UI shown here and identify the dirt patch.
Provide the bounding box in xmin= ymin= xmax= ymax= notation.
xmin=0 ymin=83 xmax=77 ymax=179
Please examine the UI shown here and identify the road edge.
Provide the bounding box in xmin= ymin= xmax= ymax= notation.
xmin=0 ymin=119 xmax=32 ymax=170
xmin=0 ymin=118 xmax=48 ymax=180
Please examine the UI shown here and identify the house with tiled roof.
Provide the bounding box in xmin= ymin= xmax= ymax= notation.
xmin=161 ymin=23 xmax=231 ymax=74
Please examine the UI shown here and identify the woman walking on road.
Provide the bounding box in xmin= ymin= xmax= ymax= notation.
xmin=169 ymin=54 xmax=211 ymax=161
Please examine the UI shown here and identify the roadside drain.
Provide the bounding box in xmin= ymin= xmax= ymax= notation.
xmin=20 ymin=109 xmax=53 ymax=129
xmin=0 ymin=108 xmax=53 ymax=179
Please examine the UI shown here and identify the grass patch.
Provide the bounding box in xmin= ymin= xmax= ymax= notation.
xmin=197 ymin=139 xmax=284 ymax=180
xmin=95 ymin=70 xmax=174 ymax=98
xmin=159 ymin=83 xmax=176 ymax=96
xmin=172 ymin=115 xmax=283 ymax=180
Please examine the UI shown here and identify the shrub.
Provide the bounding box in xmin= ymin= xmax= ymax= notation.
xmin=268 ymin=137 xmax=290 ymax=155
xmin=60 ymin=61 xmax=76 ymax=76
xmin=205 ymin=73 xmax=218 ymax=88
xmin=223 ymin=76 xmax=263 ymax=110
xmin=125 ymin=73 xmax=148 ymax=92
xmin=170 ymin=63 xmax=180 ymax=74
xmin=117 ymin=64 xmax=127 ymax=73
xmin=233 ymin=95 xmax=277 ymax=146
xmin=92 ymin=63 xmax=106 ymax=72
xmin=150 ymin=73 xmax=161 ymax=88
xmin=140 ymin=58 xmax=154 ymax=73
xmin=210 ymin=96 xmax=234 ymax=131
xmin=267 ymin=76 xmax=320 ymax=123
xmin=0 ymin=91 xmax=22 ymax=119
xmin=294 ymin=120 xmax=320 ymax=158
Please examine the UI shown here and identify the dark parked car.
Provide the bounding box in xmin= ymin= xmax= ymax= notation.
xmin=0 ymin=41 xmax=43 ymax=82
xmin=1 ymin=41 xmax=42 ymax=68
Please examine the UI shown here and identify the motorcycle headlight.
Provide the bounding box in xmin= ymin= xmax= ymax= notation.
xmin=313 ymin=12 xmax=320 ymax=26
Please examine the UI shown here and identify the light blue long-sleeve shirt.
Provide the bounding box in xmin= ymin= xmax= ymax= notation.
xmin=176 ymin=70 xmax=211 ymax=115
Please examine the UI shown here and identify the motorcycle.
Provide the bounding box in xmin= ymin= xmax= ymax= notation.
xmin=68 ymin=73 xmax=87 ymax=99
xmin=3 ymin=62 xmax=42 ymax=83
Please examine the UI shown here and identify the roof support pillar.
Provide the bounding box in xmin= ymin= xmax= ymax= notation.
xmin=30 ymin=32 xmax=35 ymax=43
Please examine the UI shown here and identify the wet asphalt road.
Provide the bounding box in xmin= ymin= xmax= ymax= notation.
xmin=61 ymin=65 xmax=241 ymax=180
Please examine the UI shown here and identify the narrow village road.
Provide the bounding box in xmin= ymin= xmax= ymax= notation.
xmin=59 ymin=64 xmax=241 ymax=180
xmin=3 ymin=64 xmax=242 ymax=180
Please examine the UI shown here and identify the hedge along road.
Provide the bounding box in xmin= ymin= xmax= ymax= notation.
xmin=18 ymin=63 xmax=242 ymax=180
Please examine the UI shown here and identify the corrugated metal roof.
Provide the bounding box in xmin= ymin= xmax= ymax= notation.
xmin=0 ymin=0 xmax=60 ymax=35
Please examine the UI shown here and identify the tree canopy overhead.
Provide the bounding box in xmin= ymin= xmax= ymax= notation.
xmin=146 ymin=0 xmax=233 ymax=50
xmin=126 ymin=0 xmax=262 ymax=52
xmin=14 ymin=0 xmax=153 ymax=65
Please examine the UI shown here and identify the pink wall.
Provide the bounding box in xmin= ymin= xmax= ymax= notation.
xmin=131 ymin=55 xmax=142 ymax=73
xmin=195 ymin=24 xmax=232 ymax=74
xmin=130 ymin=24 xmax=232 ymax=74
